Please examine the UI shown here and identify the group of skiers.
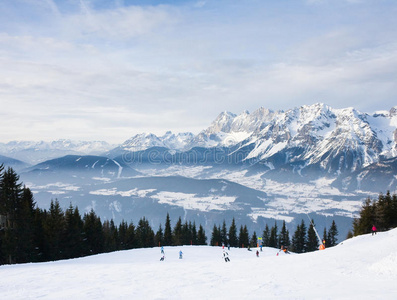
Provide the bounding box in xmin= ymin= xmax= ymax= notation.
xmin=158 ymin=224 xmax=379 ymax=263
xmin=159 ymin=246 xmax=183 ymax=261
xmin=158 ymin=223 xmax=381 ymax=262
xmin=159 ymin=244 xmax=297 ymax=262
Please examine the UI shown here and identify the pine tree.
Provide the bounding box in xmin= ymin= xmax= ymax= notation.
xmin=63 ymin=204 xmax=84 ymax=259
xmin=327 ymin=220 xmax=338 ymax=247
xmin=291 ymin=220 xmax=307 ymax=253
xmin=191 ymin=222 xmax=198 ymax=245
xmin=262 ymin=224 xmax=270 ymax=247
xmin=0 ymin=167 xmax=22 ymax=229
xmin=210 ymin=224 xmax=220 ymax=246
xmin=220 ymin=220 xmax=228 ymax=246
xmin=238 ymin=225 xmax=249 ymax=248
xmin=103 ymin=220 xmax=118 ymax=252
xmin=278 ymin=221 xmax=290 ymax=249
xmin=353 ymin=197 xmax=375 ymax=235
xmin=306 ymin=221 xmax=319 ymax=252
xmin=299 ymin=219 xmax=307 ymax=253
xmin=322 ymin=227 xmax=328 ymax=247
xmin=14 ymin=186 xmax=36 ymax=263
xmin=0 ymin=164 xmax=3 ymax=263
xmin=228 ymin=218 xmax=238 ymax=247
xmin=346 ymin=230 xmax=353 ymax=239
xmin=197 ymin=224 xmax=207 ymax=245
xmin=384 ymin=191 xmax=393 ymax=228
xmin=291 ymin=224 xmax=300 ymax=253
xmin=182 ymin=221 xmax=192 ymax=245
xmin=250 ymin=231 xmax=257 ymax=247
xmin=118 ymin=220 xmax=128 ymax=250
xmin=163 ymin=213 xmax=172 ymax=246
xmin=391 ymin=193 xmax=397 ymax=228
xmin=375 ymin=193 xmax=388 ymax=231
xmin=43 ymin=199 xmax=65 ymax=260
xmin=172 ymin=217 xmax=183 ymax=245
xmin=0 ymin=168 xmax=38 ymax=263
xmin=136 ymin=217 xmax=154 ymax=248
xmin=32 ymin=207 xmax=46 ymax=262
xmin=269 ymin=222 xmax=278 ymax=248
xmin=83 ymin=209 xmax=104 ymax=255
xmin=155 ymin=224 xmax=164 ymax=247
xmin=125 ymin=222 xmax=136 ymax=249
xmin=353 ymin=191 xmax=397 ymax=237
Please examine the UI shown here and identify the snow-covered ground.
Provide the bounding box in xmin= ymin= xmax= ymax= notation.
xmin=1 ymin=229 xmax=397 ymax=299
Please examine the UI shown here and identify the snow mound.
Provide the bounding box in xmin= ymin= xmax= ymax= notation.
xmin=369 ymin=252 xmax=397 ymax=276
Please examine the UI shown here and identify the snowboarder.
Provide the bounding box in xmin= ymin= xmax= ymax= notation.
xmin=179 ymin=250 xmax=183 ymax=259
xmin=160 ymin=255 xmax=165 ymax=261
xmin=223 ymin=250 xmax=230 ymax=262
xmin=372 ymin=225 xmax=377 ymax=235
xmin=256 ymin=250 xmax=259 ymax=257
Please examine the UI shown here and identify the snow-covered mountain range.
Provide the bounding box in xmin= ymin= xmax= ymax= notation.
xmin=112 ymin=103 xmax=397 ymax=167
xmin=0 ymin=139 xmax=115 ymax=165
xmin=2 ymin=103 xmax=397 ymax=193
xmin=106 ymin=131 xmax=194 ymax=158
xmin=2 ymin=104 xmax=396 ymax=171
xmin=1 ymin=103 xmax=396 ymax=239
xmin=105 ymin=103 xmax=397 ymax=191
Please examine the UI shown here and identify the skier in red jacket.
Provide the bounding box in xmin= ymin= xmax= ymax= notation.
xmin=372 ymin=225 xmax=377 ymax=235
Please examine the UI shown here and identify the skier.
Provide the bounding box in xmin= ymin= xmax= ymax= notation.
xmin=179 ymin=250 xmax=183 ymax=259
xmin=277 ymin=245 xmax=289 ymax=256
xmin=256 ymin=250 xmax=259 ymax=257
xmin=160 ymin=255 xmax=165 ymax=261
xmin=223 ymin=250 xmax=230 ymax=262
xmin=372 ymin=225 xmax=377 ymax=235
xmin=161 ymin=246 xmax=164 ymax=254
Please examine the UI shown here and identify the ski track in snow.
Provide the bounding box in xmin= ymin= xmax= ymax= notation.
xmin=1 ymin=229 xmax=397 ymax=299
xmin=111 ymin=159 xmax=123 ymax=178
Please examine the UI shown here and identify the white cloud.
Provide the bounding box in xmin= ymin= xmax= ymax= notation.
xmin=64 ymin=5 xmax=176 ymax=40
xmin=0 ymin=0 xmax=396 ymax=142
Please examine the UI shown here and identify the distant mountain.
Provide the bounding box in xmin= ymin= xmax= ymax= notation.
xmin=24 ymin=155 xmax=140 ymax=179
xmin=0 ymin=155 xmax=29 ymax=171
xmin=107 ymin=103 xmax=397 ymax=192
xmin=0 ymin=140 xmax=115 ymax=164
xmin=106 ymin=132 xmax=194 ymax=158
xmin=7 ymin=103 xmax=397 ymax=241
xmin=187 ymin=107 xmax=276 ymax=148
xmin=332 ymin=157 xmax=397 ymax=192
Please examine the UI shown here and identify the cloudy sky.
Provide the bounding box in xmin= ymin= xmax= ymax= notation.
xmin=0 ymin=0 xmax=396 ymax=143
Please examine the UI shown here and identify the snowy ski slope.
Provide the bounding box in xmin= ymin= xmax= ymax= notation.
xmin=1 ymin=228 xmax=397 ymax=299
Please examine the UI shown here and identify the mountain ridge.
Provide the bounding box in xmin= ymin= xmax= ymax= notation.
xmin=106 ymin=103 xmax=397 ymax=185
xmin=3 ymin=103 xmax=397 ymax=194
